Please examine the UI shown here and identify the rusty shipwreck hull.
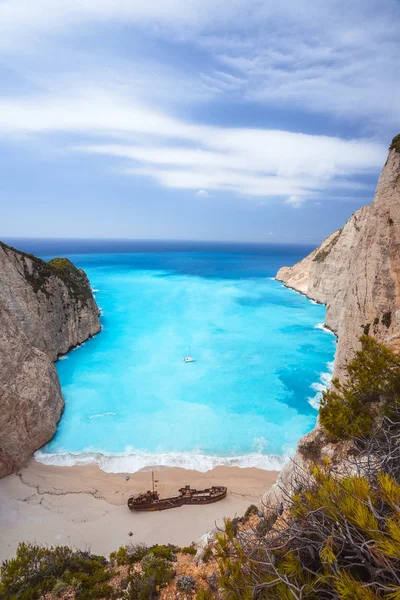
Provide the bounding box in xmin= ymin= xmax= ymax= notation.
xmin=128 ymin=485 xmax=227 ymax=511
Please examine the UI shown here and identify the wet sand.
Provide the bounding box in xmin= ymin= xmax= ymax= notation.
xmin=0 ymin=460 xmax=278 ymax=562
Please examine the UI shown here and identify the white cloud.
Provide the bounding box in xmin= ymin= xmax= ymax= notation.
xmin=196 ymin=190 xmax=209 ymax=197
xmin=285 ymin=195 xmax=305 ymax=209
xmin=0 ymin=0 xmax=396 ymax=206
xmin=0 ymin=84 xmax=385 ymax=200
xmin=1 ymin=0 xmax=399 ymax=128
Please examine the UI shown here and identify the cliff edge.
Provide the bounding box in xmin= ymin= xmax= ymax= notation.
xmin=0 ymin=242 xmax=101 ymax=477
xmin=277 ymin=139 xmax=400 ymax=381
xmin=268 ymin=137 xmax=400 ymax=502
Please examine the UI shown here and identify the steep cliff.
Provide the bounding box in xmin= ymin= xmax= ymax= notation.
xmin=0 ymin=242 xmax=100 ymax=477
xmin=268 ymin=138 xmax=400 ymax=503
xmin=277 ymin=141 xmax=400 ymax=380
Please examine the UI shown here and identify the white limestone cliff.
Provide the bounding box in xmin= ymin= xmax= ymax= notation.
xmin=0 ymin=243 xmax=100 ymax=477
xmin=277 ymin=145 xmax=400 ymax=380
xmin=267 ymin=140 xmax=400 ymax=504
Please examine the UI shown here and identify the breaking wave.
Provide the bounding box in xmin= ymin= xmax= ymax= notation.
xmin=88 ymin=412 xmax=116 ymax=419
xmin=307 ymin=361 xmax=335 ymax=410
xmin=34 ymin=448 xmax=290 ymax=473
xmin=315 ymin=323 xmax=336 ymax=336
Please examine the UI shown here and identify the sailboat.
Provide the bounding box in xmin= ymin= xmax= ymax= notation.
xmin=184 ymin=346 xmax=195 ymax=362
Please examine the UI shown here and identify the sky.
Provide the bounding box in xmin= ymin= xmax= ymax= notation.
xmin=0 ymin=0 xmax=399 ymax=243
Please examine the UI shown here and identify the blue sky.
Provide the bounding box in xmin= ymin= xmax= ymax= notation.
xmin=0 ymin=0 xmax=399 ymax=243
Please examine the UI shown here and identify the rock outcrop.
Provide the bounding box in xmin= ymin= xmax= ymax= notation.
xmin=267 ymin=137 xmax=400 ymax=504
xmin=277 ymin=141 xmax=400 ymax=381
xmin=0 ymin=242 xmax=100 ymax=477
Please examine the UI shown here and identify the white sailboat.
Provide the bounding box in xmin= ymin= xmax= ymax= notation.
xmin=184 ymin=346 xmax=195 ymax=362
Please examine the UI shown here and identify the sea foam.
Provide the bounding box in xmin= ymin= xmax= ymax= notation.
xmin=34 ymin=448 xmax=290 ymax=473
xmin=315 ymin=323 xmax=336 ymax=336
xmin=88 ymin=412 xmax=116 ymax=419
xmin=307 ymin=361 xmax=335 ymax=409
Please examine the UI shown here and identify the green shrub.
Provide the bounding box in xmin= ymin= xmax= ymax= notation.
xmin=202 ymin=547 xmax=213 ymax=563
xmin=196 ymin=588 xmax=214 ymax=600
xmin=123 ymin=573 xmax=157 ymax=600
xmin=242 ymin=504 xmax=258 ymax=522
xmin=320 ymin=335 xmax=400 ymax=440
xmin=215 ymin=361 xmax=400 ymax=600
xmin=51 ymin=579 xmax=69 ymax=596
xmin=382 ymin=311 xmax=392 ymax=328
xmin=148 ymin=543 xmax=179 ymax=561
xmin=0 ymin=543 xmax=112 ymax=600
xmin=141 ymin=552 xmax=175 ymax=588
xmin=110 ymin=543 xmax=150 ymax=565
xmin=181 ymin=544 xmax=197 ymax=556
xmin=176 ymin=574 xmax=197 ymax=592
xmin=110 ymin=545 xmax=129 ymax=565
xmin=389 ymin=133 xmax=400 ymax=153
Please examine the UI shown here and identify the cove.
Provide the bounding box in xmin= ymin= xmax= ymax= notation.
xmin=32 ymin=241 xmax=336 ymax=472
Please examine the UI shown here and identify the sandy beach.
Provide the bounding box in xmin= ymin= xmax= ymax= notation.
xmin=0 ymin=460 xmax=278 ymax=562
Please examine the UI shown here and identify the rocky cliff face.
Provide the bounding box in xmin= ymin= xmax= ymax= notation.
xmin=0 ymin=242 xmax=100 ymax=477
xmin=267 ymin=139 xmax=400 ymax=504
xmin=277 ymin=143 xmax=400 ymax=380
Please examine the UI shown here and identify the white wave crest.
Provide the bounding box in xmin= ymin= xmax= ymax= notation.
xmin=88 ymin=412 xmax=116 ymax=419
xmin=58 ymin=355 xmax=69 ymax=361
xmin=89 ymin=412 xmax=117 ymax=419
xmin=91 ymin=289 xmax=100 ymax=293
xmin=72 ymin=342 xmax=86 ymax=351
xmin=315 ymin=323 xmax=336 ymax=336
xmin=307 ymin=361 xmax=334 ymax=409
xmin=34 ymin=448 xmax=289 ymax=473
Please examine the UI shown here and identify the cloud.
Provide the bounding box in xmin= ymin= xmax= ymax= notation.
xmin=196 ymin=190 xmax=209 ymax=197
xmin=1 ymin=0 xmax=399 ymax=129
xmin=285 ymin=195 xmax=305 ymax=209
xmin=0 ymin=84 xmax=385 ymax=200
xmin=0 ymin=0 xmax=395 ymax=208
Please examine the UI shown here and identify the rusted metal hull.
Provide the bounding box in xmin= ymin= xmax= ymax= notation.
xmin=128 ymin=486 xmax=227 ymax=511
xmin=128 ymin=496 xmax=184 ymax=511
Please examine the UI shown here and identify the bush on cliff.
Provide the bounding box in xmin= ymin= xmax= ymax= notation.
xmin=0 ymin=543 xmax=113 ymax=600
xmin=319 ymin=335 xmax=400 ymax=440
xmin=216 ymin=399 xmax=400 ymax=599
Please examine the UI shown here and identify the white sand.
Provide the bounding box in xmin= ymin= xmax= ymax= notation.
xmin=0 ymin=460 xmax=278 ymax=562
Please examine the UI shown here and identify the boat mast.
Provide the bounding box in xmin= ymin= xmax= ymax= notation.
xmin=152 ymin=471 xmax=159 ymax=494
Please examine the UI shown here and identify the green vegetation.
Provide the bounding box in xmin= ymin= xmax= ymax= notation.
xmin=176 ymin=574 xmax=197 ymax=592
xmin=110 ymin=543 xmax=179 ymax=566
xmin=242 ymin=503 xmax=258 ymax=522
xmin=215 ymin=397 xmax=400 ymax=599
xmin=389 ymin=133 xmax=400 ymax=153
xmin=1 ymin=542 xmax=180 ymax=600
xmin=382 ymin=311 xmax=392 ymax=328
xmin=0 ymin=240 xmax=93 ymax=304
xmin=2 ymin=338 xmax=399 ymax=600
xmin=0 ymin=543 xmax=113 ymax=600
xmin=196 ymin=588 xmax=214 ymax=600
xmin=313 ymin=229 xmax=341 ymax=263
xmin=181 ymin=544 xmax=197 ymax=556
xmin=202 ymin=547 xmax=214 ymax=563
xmin=320 ymin=335 xmax=400 ymax=440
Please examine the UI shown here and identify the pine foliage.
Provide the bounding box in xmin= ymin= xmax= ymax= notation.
xmin=320 ymin=335 xmax=400 ymax=439
xmin=216 ymin=339 xmax=400 ymax=599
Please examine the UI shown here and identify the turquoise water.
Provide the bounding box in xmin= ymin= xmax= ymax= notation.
xmin=15 ymin=240 xmax=336 ymax=472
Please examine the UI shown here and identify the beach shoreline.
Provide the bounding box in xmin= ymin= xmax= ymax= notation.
xmin=0 ymin=460 xmax=279 ymax=562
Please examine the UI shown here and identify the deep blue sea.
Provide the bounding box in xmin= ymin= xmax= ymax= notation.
xmin=7 ymin=239 xmax=336 ymax=472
